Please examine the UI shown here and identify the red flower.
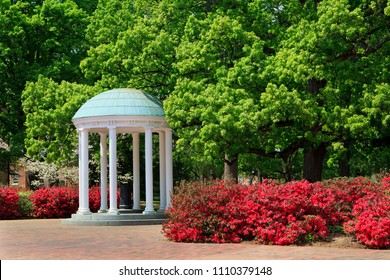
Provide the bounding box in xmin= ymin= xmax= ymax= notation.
xmin=162 ymin=174 xmax=390 ymax=248
xmin=0 ymin=188 xmax=20 ymax=219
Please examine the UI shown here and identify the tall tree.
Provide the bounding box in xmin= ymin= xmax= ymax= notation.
xmin=81 ymin=0 xmax=258 ymax=180
xmin=165 ymin=13 xmax=263 ymax=181
xmin=0 ymin=0 xmax=89 ymax=177
xmin=265 ymin=0 xmax=390 ymax=181
xmin=21 ymin=0 xmax=389 ymax=183
xmin=22 ymin=76 xmax=99 ymax=164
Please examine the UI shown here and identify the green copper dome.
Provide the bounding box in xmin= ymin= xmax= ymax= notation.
xmin=73 ymin=88 xmax=165 ymax=120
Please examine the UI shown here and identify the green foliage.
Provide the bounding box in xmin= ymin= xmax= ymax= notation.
xmin=81 ymin=0 xmax=178 ymax=97
xmin=0 ymin=0 xmax=90 ymax=170
xmin=22 ymin=76 xmax=100 ymax=164
xmin=2 ymin=0 xmax=388 ymax=182
xmin=166 ymin=12 xmax=263 ymax=162
xmin=74 ymin=0 xmax=98 ymax=15
xmin=328 ymin=225 xmax=345 ymax=234
xmin=17 ymin=190 xmax=34 ymax=218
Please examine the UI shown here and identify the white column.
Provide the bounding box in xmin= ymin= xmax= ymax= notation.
xmin=132 ymin=133 xmax=141 ymax=210
xmin=159 ymin=131 xmax=166 ymax=212
xmin=108 ymin=126 xmax=118 ymax=214
xmin=77 ymin=129 xmax=82 ymax=213
xmin=165 ymin=128 xmax=173 ymax=208
xmin=99 ymin=132 xmax=108 ymax=213
xmin=77 ymin=128 xmax=91 ymax=214
xmin=143 ymin=127 xmax=155 ymax=214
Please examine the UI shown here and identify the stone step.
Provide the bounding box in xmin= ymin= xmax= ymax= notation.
xmin=61 ymin=212 xmax=167 ymax=226
xmin=61 ymin=218 xmax=165 ymax=226
xmin=72 ymin=213 xmax=165 ymax=220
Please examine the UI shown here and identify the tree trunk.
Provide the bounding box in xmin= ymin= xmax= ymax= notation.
xmin=338 ymin=140 xmax=351 ymax=177
xmin=281 ymin=152 xmax=297 ymax=182
xmin=303 ymin=143 xmax=327 ymax=182
xmin=6 ymin=159 xmax=10 ymax=186
xmin=303 ymin=78 xmax=328 ymax=182
xmin=224 ymin=154 xmax=238 ymax=182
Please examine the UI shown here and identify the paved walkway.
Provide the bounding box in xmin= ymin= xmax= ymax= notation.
xmin=1 ymin=219 xmax=389 ymax=260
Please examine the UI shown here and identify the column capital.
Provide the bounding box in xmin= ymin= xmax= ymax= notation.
xmin=78 ymin=127 xmax=89 ymax=133
xmin=108 ymin=120 xmax=116 ymax=126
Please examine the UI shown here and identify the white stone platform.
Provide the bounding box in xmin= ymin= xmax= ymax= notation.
xmin=61 ymin=211 xmax=166 ymax=226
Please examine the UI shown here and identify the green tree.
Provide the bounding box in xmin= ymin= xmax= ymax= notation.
xmin=165 ymin=0 xmax=389 ymax=182
xmin=164 ymin=0 xmax=313 ymax=181
xmin=22 ymin=76 xmax=99 ymax=164
xmin=264 ymin=0 xmax=389 ymax=181
xmin=74 ymin=0 xmax=98 ymax=15
xmin=0 ymin=0 xmax=89 ymax=179
xmin=20 ymin=0 xmax=389 ymax=184
xmin=165 ymin=14 xmax=263 ymax=181
xmin=81 ymin=0 xmax=257 ymax=180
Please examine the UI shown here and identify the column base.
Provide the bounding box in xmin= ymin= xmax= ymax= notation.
xmin=98 ymin=209 xmax=108 ymax=213
xmin=108 ymin=209 xmax=119 ymax=215
xmin=158 ymin=208 xmax=166 ymax=213
xmin=143 ymin=209 xmax=156 ymax=215
xmin=77 ymin=209 xmax=92 ymax=215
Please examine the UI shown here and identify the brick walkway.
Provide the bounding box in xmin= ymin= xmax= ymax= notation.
xmin=1 ymin=219 xmax=389 ymax=260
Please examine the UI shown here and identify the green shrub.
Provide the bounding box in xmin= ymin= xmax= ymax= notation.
xmin=18 ymin=191 xmax=34 ymax=218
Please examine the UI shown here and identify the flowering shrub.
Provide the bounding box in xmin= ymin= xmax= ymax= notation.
xmin=0 ymin=188 xmax=20 ymax=219
xmin=1 ymin=185 xmax=121 ymax=219
xmin=31 ymin=186 xmax=121 ymax=217
xmin=344 ymin=175 xmax=390 ymax=249
xmin=163 ymin=175 xmax=390 ymax=248
xmin=89 ymin=186 xmax=101 ymax=212
xmin=89 ymin=186 xmax=120 ymax=212
xmin=248 ymin=181 xmax=331 ymax=245
xmin=381 ymin=175 xmax=390 ymax=194
xmin=163 ymin=180 xmax=332 ymax=245
xmin=162 ymin=180 xmax=234 ymax=243
xmin=320 ymin=177 xmax=376 ymax=223
xmin=31 ymin=187 xmax=79 ymax=218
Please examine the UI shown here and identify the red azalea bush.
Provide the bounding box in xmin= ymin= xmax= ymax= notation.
xmin=344 ymin=175 xmax=390 ymax=249
xmin=2 ymin=185 xmax=124 ymax=219
xmin=89 ymin=186 xmax=101 ymax=212
xmin=381 ymin=175 xmax=390 ymax=193
xmin=163 ymin=180 xmax=333 ymax=245
xmin=31 ymin=187 xmax=79 ymax=218
xmin=0 ymin=188 xmax=20 ymax=219
xmin=31 ymin=186 xmax=120 ymax=218
xmin=247 ymin=181 xmax=331 ymax=245
xmin=89 ymin=186 xmax=120 ymax=212
xmin=163 ymin=175 xmax=390 ymax=248
xmin=161 ymin=180 xmax=236 ymax=243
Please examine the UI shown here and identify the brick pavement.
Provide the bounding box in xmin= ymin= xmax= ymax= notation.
xmin=1 ymin=219 xmax=389 ymax=260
